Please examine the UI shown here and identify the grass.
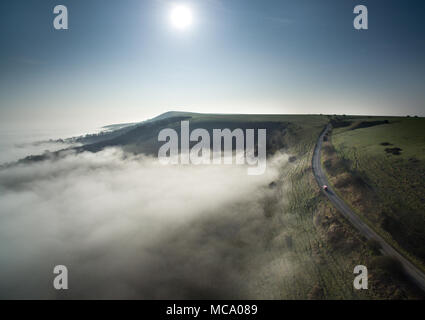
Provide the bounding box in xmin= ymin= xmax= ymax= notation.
xmin=324 ymin=117 xmax=425 ymax=271
xmin=245 ymin=115 xmax=422 ymax=299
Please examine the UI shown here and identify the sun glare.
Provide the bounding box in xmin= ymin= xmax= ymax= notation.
xmin=170 ymin=5 xmax=193 ymax=30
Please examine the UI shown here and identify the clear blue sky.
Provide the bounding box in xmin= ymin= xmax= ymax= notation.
xmin=0 ymin=0 xmax=424 ymax=130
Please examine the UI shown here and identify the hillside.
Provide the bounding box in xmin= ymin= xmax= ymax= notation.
xmin=79 ymin=113 xmax=328 ymax=156
xmin=322 ymin=116 xmax=425 ymax=271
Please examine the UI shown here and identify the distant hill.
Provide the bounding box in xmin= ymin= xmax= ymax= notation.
xmin=17 ymin=112 xmax=328 ymax=163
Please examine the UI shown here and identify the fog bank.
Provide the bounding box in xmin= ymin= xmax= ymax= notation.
xmin=0 ymin=147 xmax=294 ymax=299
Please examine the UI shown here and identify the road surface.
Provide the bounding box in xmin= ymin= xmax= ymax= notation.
xmin=312 ymin=124 xmax=425 ymax=292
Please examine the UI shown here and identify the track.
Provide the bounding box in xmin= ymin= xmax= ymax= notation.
xmin=312 ymin=124 xmax=425 ymax=292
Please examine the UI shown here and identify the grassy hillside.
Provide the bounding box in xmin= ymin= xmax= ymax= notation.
xmin=79 ymin=113 xmax=328 ymax=156
xmin=264 ymin=117 xmax=422 ymax=299
xmin=323 ymin=116 xmax=425 ymax=270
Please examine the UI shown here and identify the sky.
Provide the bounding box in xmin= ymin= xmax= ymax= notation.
xmin=0 ymin=0 xmax=424 ymax=131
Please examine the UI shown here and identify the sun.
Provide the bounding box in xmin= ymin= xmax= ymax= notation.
xmin=170 ymin=5 xmax=193 ymax=30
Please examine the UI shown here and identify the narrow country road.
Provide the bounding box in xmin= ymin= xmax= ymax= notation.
xmin=313 ymin=124 xmax=425 ymax=292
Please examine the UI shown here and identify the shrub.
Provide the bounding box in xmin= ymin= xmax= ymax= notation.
xmin=322 ymin=145 xmax=335 ymax=155
xmin=288 ymin=156 xmax=297 ymax=163
xmin=370 ymin=256 xmax=404 ymax=279
xmin=366 ymin=238 xmax=382 ymax=255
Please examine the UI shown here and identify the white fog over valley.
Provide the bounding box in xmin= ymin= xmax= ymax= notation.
xmin=0 ymin=139 xmax=295 ymax=298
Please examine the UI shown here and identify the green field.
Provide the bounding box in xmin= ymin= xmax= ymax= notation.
xmin=268 ymin=116 xmax=421 ymax=299
xmin=326 ymin=117 xmax=425 ymax=271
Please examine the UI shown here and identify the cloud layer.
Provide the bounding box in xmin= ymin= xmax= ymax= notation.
xmin=0 ymin=147 xmax=294 ymax=299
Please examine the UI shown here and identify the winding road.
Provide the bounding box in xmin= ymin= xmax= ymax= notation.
xmin=313 ymin=124 xmax=425 ymax=292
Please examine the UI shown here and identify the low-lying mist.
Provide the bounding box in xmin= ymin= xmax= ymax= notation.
xmin=0 ymin=147 xmax=295 ymax=299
